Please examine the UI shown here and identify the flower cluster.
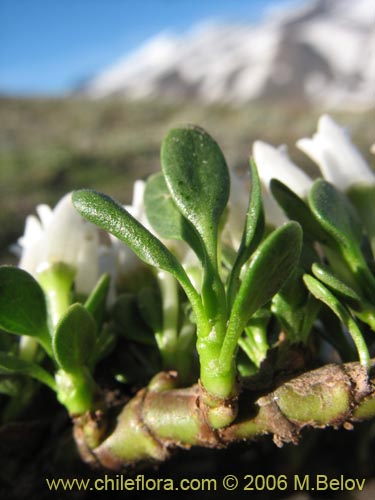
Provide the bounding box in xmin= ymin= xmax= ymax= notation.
xmin=252 ymin=114 xmax=375 ymax=229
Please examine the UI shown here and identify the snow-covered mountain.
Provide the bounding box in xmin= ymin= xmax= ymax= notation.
xmin=84 ymin=0 xmax=374 ymax=109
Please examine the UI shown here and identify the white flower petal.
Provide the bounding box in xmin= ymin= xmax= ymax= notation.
xmin=261 ymin=188 xmax=287 ymax=227
xmin=253 ymin=140 xmax=313 ymax=198
xmin=43 ymin=193 xmax=98 ymax=268
xmin=132 ymin=180 xmax=146 ymax=208
xmin=19 ymin=214 xmax=43 ymax=247
xmin=224 ymin=172 xmax=249 ymax=251
xmin=35 ymin=204 xmax=53 ymax=230
xmin=297 ymin=114 xmax=375 ymax=190
xmin=75 ymin=231 xmax=100 ymax=295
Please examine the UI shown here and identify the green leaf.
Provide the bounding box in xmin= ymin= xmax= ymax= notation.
xmin=271 ymin=242 xmax=320 ymax=343
xmin=0 ymin=352 xmax=56 ymax=391
xmin=309 ymin=179 xmax=362 ymax=250
xmin=144 ymin=173 xmax=203 ymax=260
xmin=137 ymin=286 xmax=163 ymax=334
xmin=112 ymin=294 xmax=158 ymax=346
xmin=303 ymin=275 xmax=370 ymax=369
xmin=228 ymin=159 xmax=264 ymax=305
xmin=311 ymin=263 xmax=363 ymax=309
xmin=72 ymin=189 xmax=205 ymax=325
xmin=88 ymin=325 xmax=118 ymax=367
xmin=53 ymin=303 xmax=96 ymax=373
xmin=0 ymin=266 xmax=51 ymax=353
xmin=311 ymin=263 xmax=375 ymax=331
xmin=237 ymin=159 xmax=265 ymax=261
xmin=84 ymin=273 xmax=110 ymax=326
xmin=309 ymin=180 xmax=375 ymax=301
xmin=270 ymin=179 xmax=330 ymax=244
xmin=347 ymin=183 xmax=375 ymax=256
xmin=161 ymin=126 xmax=230 ymax=262
xmin=0 ymin=375 xmax=22 ymax=397
xmin=220 ymin=222 xmax=302 ymax=369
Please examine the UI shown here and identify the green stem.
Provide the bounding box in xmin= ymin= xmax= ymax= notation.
xmin=18 ymin=336 xmax=39 ymax=362
xmin=155 ymin=270 xmax=179 ymax=369
xmin=239 ymin=325 xmax=269 ymax=367
xmin=55 ymin=368 xmax=97 ymax=415
xmin=88 ymin=361 xmax=375 ymax=470
xmin=346 ymin=317 xmax=370 ymax=369
xmin=37 ymin=262 xmax=75 ymax=329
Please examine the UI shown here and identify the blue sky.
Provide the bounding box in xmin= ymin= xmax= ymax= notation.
xmin=0 ymin=0 xmax=302 ymax=95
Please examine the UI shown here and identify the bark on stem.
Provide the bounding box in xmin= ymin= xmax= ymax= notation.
xmin=76 ymin=361 xmax=375 ymax=471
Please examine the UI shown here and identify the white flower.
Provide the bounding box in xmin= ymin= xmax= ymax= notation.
xmin=297 ymin=114 xmax=375 ymax=191
xmin=253 ymin=141 xmax=313 ymax=198
xmin=252 ymin=140 xmax=313 ymax=227
xmin=109 ymin=180 xmax=149 ymax=277
xmin=222 ymin=171 xmax=249 ymax=251
xmin=124 ymin=180 xmax=149 ymax=225
xmin=18 ymin=193 xmax=107 ymax=295
xmin=261 ymin=187 xmax=288 ymax=227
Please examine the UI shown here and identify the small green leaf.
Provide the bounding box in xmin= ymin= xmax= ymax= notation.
xmin=137 ymin=286 xmax=163 ymax=334
xmin=73 ymin=190 xmax=179 ymax=272
xmin=144 ymin=173 xmax=203 ymax=259
xmin=309 ymin=179 xmax=362 ymax=250
xmin=0 ymin=352 xmax=56 ymax=391
xmin=53 ymin=303 xmax=96 ymax=373
xmin=88 ymin=325 xmax=118 ymax=367
xmin=237 ymin=159 xmax=265 ymax=260
xmin=309 ymin=180 xmax=375 ymax=301
xmin=84 ymin=273 xmax=110 ymax=326
xmin=303 ymin=275 xmax=370 ymax=369
xmin=220 ymin=222 xmax=302 ymax=369
xmin=0 ymin=266 xmax=50 ymax=352
xmin=144 ymin=172 xmax=186 ymax=240
xmin=112 ymin=294 xmax=158 ymax=346
xmin=161 ymin=126 xmax=230 ymax=262
xmin=72 ymin=189 xmax=204 ymax=325
xmin=0 ymin=375 xmax=21 ymax=397
xmin=347 ymin=183 xmax=375 ymax=256
xmin=270 ymin=179 xmax=330 ymax=244
xmin=228 ymin=159 xmax=264 ymax=305
xmin=311 ymin=263 xmax=362 ymax=309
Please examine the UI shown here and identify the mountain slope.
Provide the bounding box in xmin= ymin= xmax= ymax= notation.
xmin=84 ymin=0 xmax=374 ymax=109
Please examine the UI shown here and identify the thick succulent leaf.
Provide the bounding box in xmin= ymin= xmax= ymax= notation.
xmin=237 ymin=159 xmax=265 ymax=261
xmin=144 ymin=173 xmax=203 ymax=260
xmin=347 ymin=184 xmax=375 ymax=256
xmin=53 ymin=303 xmax=96 ymax=373
xmin=137 ymin=286 xmax=163 ymax=334
xmin=112 ymin=294 xmax=158 ymax=346
xmin=220 ymin=222 xmax=302 ymax=368
xmin=84 ymin=273 xmax=110 ymax=326
xmin=0 ymin=375 xmax=21 ymax=397
xmin=311 ymin=263 xmax=363 ymax=309
xmin=72 ymin=190 xmax=199 ymax=305
xmin=270 ymin=179 xmax=330 ymax=243
xmin=309 ymin=179 xmax=362 ymax=250
xmin=0 ymin=266 xmax=50 ymax=351
xmin=228 ymin=159 xmax=264 ymax=305
xmin=0 ymin=352 xmax=56 ymax=390
xmin=303 ymin=275 xmax=369 ymax=368
xmin=309 ymin=180 xmax=375 ymax=302
xmin=161 ymin=126 xmax=230 ymax=261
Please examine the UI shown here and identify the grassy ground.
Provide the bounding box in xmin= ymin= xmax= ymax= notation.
xmin=0 ymin=95 xmax=373 ymax=262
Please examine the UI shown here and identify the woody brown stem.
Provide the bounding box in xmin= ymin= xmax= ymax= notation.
xmin=74 ymin=361 xmax=375 ymax=471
